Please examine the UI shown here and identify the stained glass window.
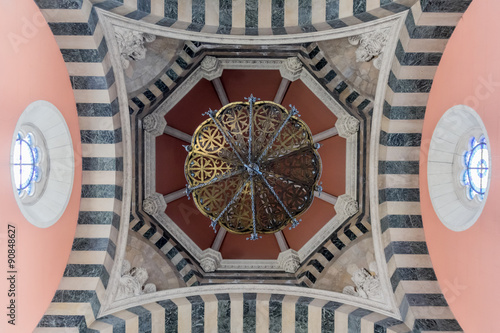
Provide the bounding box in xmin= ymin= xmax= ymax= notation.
xmin=12 ymin=132 xmax=41 ymax=197
xmin=461 ymin=136 xmax=489 ymax=201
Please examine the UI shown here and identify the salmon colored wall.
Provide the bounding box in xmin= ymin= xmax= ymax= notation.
xmin=0 ymin=2 xmax=81 ymax=332
xmin=421 ymin=0 xmax=500 ymax=331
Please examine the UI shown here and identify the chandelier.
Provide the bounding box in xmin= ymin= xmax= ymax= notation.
xmin=184 ymin=95 xmax=322 ymax=240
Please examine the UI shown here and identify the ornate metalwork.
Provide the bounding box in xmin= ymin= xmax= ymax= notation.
xmin=185 ymin=96 xmax=322 ymax=239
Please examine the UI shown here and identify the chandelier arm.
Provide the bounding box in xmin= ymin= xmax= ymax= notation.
xmin=256 ymin=109 xmax=295 ymax=163
xmin=249 ymin=176 xmax=258 ymax=240
xmin=207 ymin=111 xmax=247 ymax=167
xmin=258 ymin=174 xmax=296 ymax=222
xmin=248 ymin=96 xmax=255 ymax=164
xmin=187 ymin=168 xmax=244 ymax=193
xmin=260 ymin=146 xmax=314 ymax=165
xmin=260 ymin=169 xmax=315 ymax=190
xmin=209 ymin=176 xmax=250 ymax=230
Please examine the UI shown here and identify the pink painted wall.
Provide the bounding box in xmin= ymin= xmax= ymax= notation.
xmin=421 ymin=0 xmax=500 ymax=331
xmin=0 ymin=1 xmax=82 ymax=332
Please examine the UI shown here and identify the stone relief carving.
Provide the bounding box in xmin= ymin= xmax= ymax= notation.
xmin=200 ymin=56 xmax=223 ymax=80
xmin=336 ymin=115 xmax=359 ymax=138
xmin=342 ymin=261 xmax=382 ymax=302
xmin=277 ymin=249 xmax=300 ymax=273
xmin=348 ymin=29 xmax=389 ymax=70
xmin=279 ymin=57 xmax=303 ymax=82
xmin=199 ymin=248 xmax=223 ymax=273
xmin=143 ymin=193 xmax=167 ymax=216
xmin=142 ymin=113 xmax=166 ymax=137
xmin=334 ymin=194 xmax=359 ymax=218
xmin=116 ymin=260 xmax=157 ymax=300
xmin=115 ymin=26 xmax=156 ymax=69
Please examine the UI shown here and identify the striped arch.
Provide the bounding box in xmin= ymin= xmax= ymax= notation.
xmin=376 ymin=0 xmax=472 ymax=331
xmin=87 ymin=293 xmax=409 ymax=332
xmin=35 ymin=0 xmax=126 ymax=330
xmin=91 ymin=0 xmax=413 ymax=35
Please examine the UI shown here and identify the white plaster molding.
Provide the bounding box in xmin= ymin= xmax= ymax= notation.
xmin=274 ymin=231 xmax=289 ymax=252
xmin=143 ymin=193 xmax=167 ymax=216
xmin=142 ymin=113 xmax=166 ymax=137
xmin=200 ymin=248 xmax=223 ymax=273
xmin=114 ymin=26 xmax=156 ymax=69
xmin=348 ymin=28 xmax=390 ymax=70
xmin=163 ymin=188 xmax=187 ymax=205
xmin=102 ymin=283 xmax=395 ymax=319
xmin=279 ymin=57 xmax=303 ymax=82
xmin=211 ymin=228 xmax=227 ymax=251
xmin=200 ymin=55 xmax=223 ymax=80
xmin=336 ymin=115 xmax=360 ymax=138
xmin=277 ymin=249 xmax=300 ymax=273
xmin=313 ymin=126 xmax=339 ymax=143
xmin=218 ymin=259 xmax=280 ymax=271
xmin=314 ymin=191 xmax=338 ymax=205
xmin=334 ymin=194 xmax=359 ymax=218
xmin=212 ymin=77 xmax=230 ymax=105
xmin=274 ymin=78 xmax=291 ymax=104
xmin=163 ymin=124 xmax=192 ymax=143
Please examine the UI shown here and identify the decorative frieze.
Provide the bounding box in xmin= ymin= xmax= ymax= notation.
xmin=116 ymin=260 xmax=157 ymax=300
xmin=343 ymin=262 xmax=382 ymax=302
xmin=348 ymin=29 xmax=389 ymax=70
xmin=200 ymin=248 xmax=223 ymax=273
xmin=114 ymin=26 xmax=156 ymax=69
xmin=200 ymin=56 xmax=223 ymax=80
xmin=143 ymin=193 xmax=167 ymax=216
xmin=335 ymin=115 xmax=359 ymax=138
xmin=279 ymin=57 xmax=303 ymax=82
xmin=277 ymin=249 xmax=300 ymax=273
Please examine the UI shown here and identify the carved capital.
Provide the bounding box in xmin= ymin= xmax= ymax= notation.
xmin=143 ymin=193 xmax=167 ymax=217
xmin=348 ymin=28 xmax=389 ymax=70
xmin=277 ymin=249 xmax=300 ymax=273
xmin=279 ymin=57 xmax=303 ymax=82
xmin=116 ymin=260 xmax=157 ymax=300
xmin=200 ymin=248 xmax=223 ymax=273
xmin=342 ymin=261 xmax=382 ymax=302
xmin=142 ymin=113 xmax=166 ymax=137
xmin=336 ymin=115 xmax=359 ymax=138
xmin=200 ymin=56 xmax=223 ymax=80
xmin=335 ymin=194 xmax=359 ymax=218
xmin=114 ymin=26 xmax=156 ymax=69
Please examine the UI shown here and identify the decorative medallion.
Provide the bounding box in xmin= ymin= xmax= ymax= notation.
xmin=184 ymin=96 xmax=322 ymax=240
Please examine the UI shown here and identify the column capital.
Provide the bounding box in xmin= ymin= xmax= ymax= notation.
xmin=143 ymin=192 xmax=167 ymax=216
xmin=200 ymin=248 xmax=223 ymax=273
xmin=279 ymin=57 xmax=303 ymax=82
xmin=143 ymin=113 xmax=166 ymax=137
xmin=200 ymin=56 xmax=223 ymax=80
xmin=335 ymin=194 xmax=359 ymax=218
xmin=277 ymin=249 xmax=300 ymax=273
xmin=336 ymin=115 xmax=359 ymax=138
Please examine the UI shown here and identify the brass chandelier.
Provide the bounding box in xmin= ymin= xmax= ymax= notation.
xmin=184 ymin=96 xmax=322 ymax=240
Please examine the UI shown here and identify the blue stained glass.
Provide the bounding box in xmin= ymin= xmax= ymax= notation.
xmin=13 ymin=132 xmax=41 ymax=197
xmin=462 ymin=136 xmax=489 ymax=201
